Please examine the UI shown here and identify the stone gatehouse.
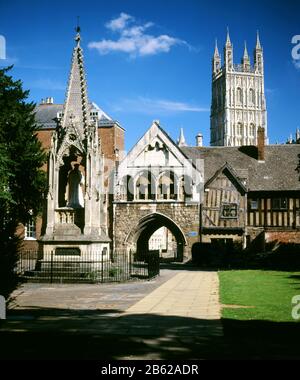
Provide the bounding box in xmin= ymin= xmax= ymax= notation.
xmin=113 ymin=121 xmax=203 ymax=261
xmin=114 ymin=203 xmax=200 ymax=261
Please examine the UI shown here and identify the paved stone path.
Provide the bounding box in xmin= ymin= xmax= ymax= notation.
xmin=126 ymin=271 xmax=221 ymax=320
xmin=8 ymin=270 xmax=177 ymax=313
xmin=1 ymin=269 xmax=223 ymax=359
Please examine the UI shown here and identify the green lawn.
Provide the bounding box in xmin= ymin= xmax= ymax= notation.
xmin=219 ymin=270 xmax=300 ymax=322
xmin=218 ymin=270 xmax=300 ymax=358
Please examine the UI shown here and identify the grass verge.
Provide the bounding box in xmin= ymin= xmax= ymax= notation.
xmin=219 ymin=270 xmax=300 ymax=359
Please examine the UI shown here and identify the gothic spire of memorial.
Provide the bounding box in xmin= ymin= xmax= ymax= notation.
xmin=61 ymin=25 xmax=89 ymax=139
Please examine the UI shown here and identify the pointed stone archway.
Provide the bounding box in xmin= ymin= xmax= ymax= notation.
xmin=125 ymin=213 xmax=187 ymax=262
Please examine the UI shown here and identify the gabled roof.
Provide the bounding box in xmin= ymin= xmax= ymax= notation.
xmin=205 ymin=162 xmax=247 ymax=194
xmin=182 ymin=145 xmax=300 ymax=192
xmin=90 ymin=102 xmax=112 ymax=121
xmin=124 ymin=121 xmax=198 ymax=169
xmin=116 ymin=121 xmax=203 ymax=188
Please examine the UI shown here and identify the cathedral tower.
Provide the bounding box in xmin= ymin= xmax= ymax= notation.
xmin=210 ymin=31 xmax=268 ymax=147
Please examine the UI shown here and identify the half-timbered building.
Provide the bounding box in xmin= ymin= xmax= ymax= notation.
xmin=182 ymin=128 xmax=300 ymax=249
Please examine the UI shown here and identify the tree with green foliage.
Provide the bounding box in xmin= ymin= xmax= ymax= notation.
xmin=0 ymin=66 xmax=47 ymax=298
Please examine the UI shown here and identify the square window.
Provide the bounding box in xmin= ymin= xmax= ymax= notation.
xmin=272 ymin=198 xmax=288 ymax=210
xmin=250 ymin=200 xmax=258 ymax=210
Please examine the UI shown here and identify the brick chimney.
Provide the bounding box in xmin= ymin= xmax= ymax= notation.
xmin=257 ymin=127 xmax=265 ymax=161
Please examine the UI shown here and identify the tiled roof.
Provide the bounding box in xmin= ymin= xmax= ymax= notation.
xmin=34 ymin=102 xmax=116 ymax=130
xmin=35 ymin=103 xmax=63 ymax=129
xmin=181 ymin=145 xmax=300 ymax=192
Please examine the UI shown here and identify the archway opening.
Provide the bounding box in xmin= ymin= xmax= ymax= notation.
xmin=131 ymin=213 xmax=187 ymax=262
xmin=148 ymin=227 xmax=177 ymax=262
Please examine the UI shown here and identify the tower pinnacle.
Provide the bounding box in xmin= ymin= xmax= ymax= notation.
xmin=214 ymin=39 xmax=220 ymax=57
xmin=224 ymin=28 xmax=233 ymax=69
xmin=254 ymin=31 xmax=264 ymax=73
xmin=256 ymin=30 xmax=262 ymax=50
xmin=213 ymin=39 xmax=221 ymax=74
xmin=243 ymin=41 xmax=249 ymax=59
xmin=226 ymin=27 xmax=232 ymax=46
xmin=242 ymin=41 xmax=250 ymax=70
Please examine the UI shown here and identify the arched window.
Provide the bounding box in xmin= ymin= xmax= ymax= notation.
xmin=237 ymin=123 xmax=243 ymax=137
xmin=237 ymin=88 xmax=243 ymax=104
xmin=249 ymin=89 xmax=255 ymax=105
xmin=179 ymin=176 xmax=193 ymax=201
xmin=249 ymin=124 xmax=255 ymax=137
xmin=122 ymin=175 xmax=134 ymax=201
xmin=157 ymin=172 xmax=176 ymax=200
xmin=135 ymin=171 xmax=155 ymax=201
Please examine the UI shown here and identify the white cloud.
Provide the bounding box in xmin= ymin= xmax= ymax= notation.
xmin=105 ymin=12 xmax=133 ymax=31
xmin=89 ymin=13 xmax=189 ymax=57
xmin=112 ymin=97 xmax=209 ymax=115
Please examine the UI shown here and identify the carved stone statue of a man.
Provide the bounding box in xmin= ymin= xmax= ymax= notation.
xmin=67 ymin=164 xmax=84 ymax=208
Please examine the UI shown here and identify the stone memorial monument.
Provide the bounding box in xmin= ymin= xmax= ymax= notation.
xmin=39 ymin=27 xmax=110 ymax=265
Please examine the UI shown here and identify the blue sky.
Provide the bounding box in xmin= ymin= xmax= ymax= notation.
xmin=1 ymin=0 xmax=300 ymax=150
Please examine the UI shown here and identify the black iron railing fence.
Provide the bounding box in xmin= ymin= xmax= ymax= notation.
xmin=16 ymin=250 xmax=160 ymax=284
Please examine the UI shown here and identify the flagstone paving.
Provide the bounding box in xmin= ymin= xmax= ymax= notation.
xmin=126 ymin=271 xmax=221 ymax=320
xmin=0 ymin=268 xmax=223 ymax=359
xmin=8 ymin=270 xmax=177 ymax=313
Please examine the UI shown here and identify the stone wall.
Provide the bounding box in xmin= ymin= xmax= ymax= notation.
xmin=114 ymin=202 xmax=200 ymax=259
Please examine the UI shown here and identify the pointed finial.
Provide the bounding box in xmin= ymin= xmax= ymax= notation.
xmin=76 ymin=16 xmax=80 ymax=32
xmin=178 ymin=128 xmax=187 ymax=147
xmin=214 ymin=39 xmax=220 ymax=57
xmin=226 ymin=27 xmax=232 ymax=46
xmin=243 ymin=41 xmax=249 ymax=59
xmin=256 ymin=30 xmax=262 ymax=50
xmin=75 ymin=16 xmax=81 ymax=45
